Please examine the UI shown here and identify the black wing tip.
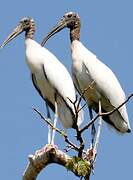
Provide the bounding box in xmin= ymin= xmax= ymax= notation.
xmin=127 ymin=129 xmax=131 ymax=133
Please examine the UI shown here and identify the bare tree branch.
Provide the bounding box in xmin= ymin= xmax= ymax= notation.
xmin=24 ymin=93 xmax=133 ymax=180
xmin=100 ymin=93 xmax=133 ymax=116
xmin=33 ymin=108 xmax=79 ymax=152
xmin=23 ymin=144 xmax=71 ymax=180
xmin=67 ymin=97 xmax=85 ymax=157
xmin=80 ymin=93 xmax=133 ymax=133
xmin=77 ymin=81 xmax=95 ymax=111
xmin=23 ymin=144 xmax=90 ymax=180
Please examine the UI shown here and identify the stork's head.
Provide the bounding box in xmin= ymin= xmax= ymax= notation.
xmin=60 ymin=12 xmax=80 ymax=29
xmin=41 ymin=12 xmax=80 ymax=46
xmin=1 ymin=17 xmax=35 ymax=48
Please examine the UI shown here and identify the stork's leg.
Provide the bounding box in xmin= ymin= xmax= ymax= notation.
xmin=45 ymin=102 xmax=52 ymax=144
xmin=89 ymin=106 xmax=96 ymax=148
xmin=51 ymin=94 xmax=58 ymax=144
xmin=93 ymin=100 xmax=103 ymax=159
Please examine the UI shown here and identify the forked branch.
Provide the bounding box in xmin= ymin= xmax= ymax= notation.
xmin=23 ymin=93 xmax=133 ymax=180
xmin=23 ymin=144 xmax=91 ymax=180
xmin=33 ymin=108 xmax=79 ymax=152
xmin=80 ymin=93 xmax=133 ymax=133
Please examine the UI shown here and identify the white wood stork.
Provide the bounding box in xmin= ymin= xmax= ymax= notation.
xmin=1 ymin=17 xmax=84 ymax=144
xmin=41 ymin=12 xmax=131 ymax=134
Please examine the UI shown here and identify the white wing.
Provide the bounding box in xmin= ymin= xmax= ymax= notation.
xmin=71 ymin=40 xmax=130 ymax=132
xmin=25 ymin=39 xmax=83 ymax=128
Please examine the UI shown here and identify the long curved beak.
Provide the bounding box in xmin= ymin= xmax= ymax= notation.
xmin=41 ymin=18 xmax=67 ymax=47
xmin=0 ymin=24 xmax=23 ymax=48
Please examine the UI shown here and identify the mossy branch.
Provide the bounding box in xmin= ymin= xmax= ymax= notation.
xmin=23 ymin=144 xmax=91 ymax=180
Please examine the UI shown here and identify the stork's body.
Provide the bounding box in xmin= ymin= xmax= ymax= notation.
xmin=42 ymin=12 xmax=131 ymax=133
xmin=1 ymin=17 xmax=83 ymax=144
xmin=25 ymin=38 xmax=82 ymax=128
xmin=71 ymin=40 xmax=130 ymax=132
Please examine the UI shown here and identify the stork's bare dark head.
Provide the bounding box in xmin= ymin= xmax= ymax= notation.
xmin=62 ymin=12 xmax=80 ymax=29
xmin=41 ymin=12 xmax=80 ymax=46
xmin=1 ymin=17 xmax=35 ymax=48
xmin=19 ymin=17 xmax=35 ymax=32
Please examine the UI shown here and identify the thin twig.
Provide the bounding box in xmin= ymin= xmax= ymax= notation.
xmin=67 ymin=97 xmax=85 ymax=157
xmin=33 ymin=107 xmax=79 ymax=152
xmin=77 ymin=81 xmax=95 ymax=111
xmin=77 ymin=102 xmax=87 ymax=113
xmin=80 ymin=114 xmax=99 ymax=133
xmin=73 ymin=99 xmax=85 ymax=157
xmin=64 ymin=145 xmax=75 ymax=152
xmin=64 ymin=134 xmax=79 ymax=152
xmin=80 ymin=93 xmax=133 ymax=133
xmin=74 ymin=81 xmax=96 ymax=157
xmin=33 ymin=108 xmax=61 ymax=134
xmin=100 ymin=93 xmax=133 ymax=116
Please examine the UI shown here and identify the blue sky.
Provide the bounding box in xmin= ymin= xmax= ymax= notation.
xmin=0 ymin=0 xmax=132 ymax=180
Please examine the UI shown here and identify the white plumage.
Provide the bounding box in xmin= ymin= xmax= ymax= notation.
xmin=1 ymin=17 xmax=84 ymax=144
xmin=71 ymin=40 xmax=130 ymax=132
xmin=42 ymin=12 xmax=131 ymax=133
xmin=25 ymin=38 xmax=83 ymax=128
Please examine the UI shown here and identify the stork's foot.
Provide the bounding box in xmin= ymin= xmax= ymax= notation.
xmin=86 ymin=148 xmax=96 ymax=164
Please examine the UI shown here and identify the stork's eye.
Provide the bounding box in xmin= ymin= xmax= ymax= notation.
xmin=20 ymin=19 xmax=28 ymax=24
xmin=67 ymin=14 xmax=72 ymax=18
xmin=24 ymin=19 xmax=28 ymax=23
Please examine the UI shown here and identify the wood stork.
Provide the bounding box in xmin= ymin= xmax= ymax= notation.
xmin=41 ymin=12 xmax=131 ymax=134
xmin=0 ymin=17 xmax=84 ymax=144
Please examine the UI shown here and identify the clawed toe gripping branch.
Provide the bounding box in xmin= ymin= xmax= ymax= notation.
xmin=23 ymin=93 xmax=133 ymax=180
